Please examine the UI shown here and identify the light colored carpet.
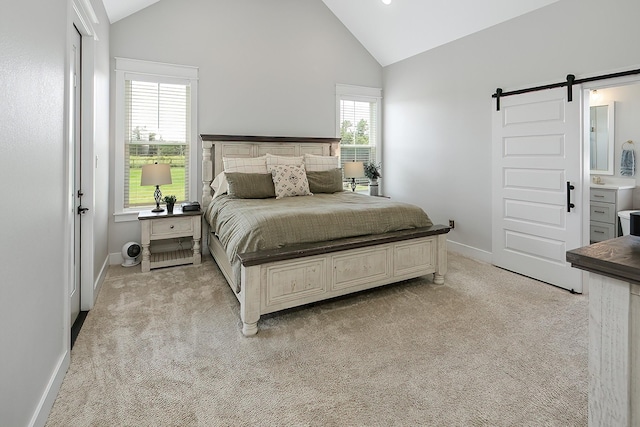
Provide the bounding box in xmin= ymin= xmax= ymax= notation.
xmin=46 ymin=252 xmax=587 ymax=426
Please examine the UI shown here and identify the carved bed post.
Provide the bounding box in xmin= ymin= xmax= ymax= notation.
xmin=434 ymin=233 xmax=447 ymax=285
xmin=201 ymin=139 xmax=213 ymax=255
xmin=202 ymin=139 xmax=213 ymax=206
xmin=240 ymin=265 xmax=261 ymax=336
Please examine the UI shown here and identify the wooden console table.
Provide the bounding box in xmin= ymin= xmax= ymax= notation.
xmin=567 ymin=236 xmax=640 ymax=427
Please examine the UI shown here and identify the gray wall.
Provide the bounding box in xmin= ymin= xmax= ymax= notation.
xmin=0 ymin=0 xmax=67 ymax=423
xmin=108 ymin=0 xmax=382 ymax=256
xmin=0 ymin=0 xmax=110 ymax=424
xmin=592 ymin=84 xmax=640 ymax=178
xmin=93 ymin=20 xmax=111 ymax=288
xmin=382 ymin=0 xmax=640 ymax=258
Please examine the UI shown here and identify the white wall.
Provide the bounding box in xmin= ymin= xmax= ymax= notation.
xmin=0 ymin=0 xmax=110 ymax=424
xmin=382 ymin=0 xmax=640 ymax=259
xmin=591 ymin=83 xmax=640 ymax=207
xmin=108 ymin=0 xmax=383 ymax=256
xmin=89 ymin=4 xmax=111 ymax=302
xmin=591 ymin=84 xmax=640 ymax=177
xmin=0 ymin=1 xmax=67 ymax=425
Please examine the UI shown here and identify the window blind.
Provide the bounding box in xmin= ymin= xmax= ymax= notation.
xmin=339 ymin=99 xmax=377 ymax=184
xmin=124 ymin=80 xmax=191 ymax=207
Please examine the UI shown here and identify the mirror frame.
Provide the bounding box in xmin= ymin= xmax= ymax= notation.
xmin=590 ymin=102 xmax=615 ymax=176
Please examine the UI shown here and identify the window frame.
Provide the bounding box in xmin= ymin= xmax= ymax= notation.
xmin=335 ymin=84 xmax=382 ymax=185
xmin=114 ymin=58 xmax=198 ymax=222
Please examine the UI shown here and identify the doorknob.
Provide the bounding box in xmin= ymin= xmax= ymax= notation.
xmin=566 ymin=182 xmax=575 ymax=212
xmin=77 ymin=206 xmax=89 ymax=215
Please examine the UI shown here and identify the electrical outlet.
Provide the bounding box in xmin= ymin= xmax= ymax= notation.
xmin=449 ymin=219 xmax=455 ymax=229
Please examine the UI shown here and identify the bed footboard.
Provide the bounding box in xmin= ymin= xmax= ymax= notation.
xmin=232 ymin=225 xmax=449 ymax=336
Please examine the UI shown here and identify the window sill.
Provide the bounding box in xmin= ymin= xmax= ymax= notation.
xmin=113 ymin=210 xmax=145 ymax=223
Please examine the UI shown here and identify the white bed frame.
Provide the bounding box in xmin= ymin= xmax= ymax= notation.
xmin=201 ymin=135 xmax=450 ymax=336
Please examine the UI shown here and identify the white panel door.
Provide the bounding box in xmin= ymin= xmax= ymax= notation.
xmin=70 ymin=26 xmax=82 ymax=325
xmin=492 ymin=87 xmax=583 ymax=293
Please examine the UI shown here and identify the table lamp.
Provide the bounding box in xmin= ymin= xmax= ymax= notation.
xmin=344 ymin=161 xmax=364 ymax=192
xmin=141 ymin=162 xmax=172 ymax=212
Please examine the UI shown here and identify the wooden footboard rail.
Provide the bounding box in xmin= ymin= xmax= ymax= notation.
xmin=237 ymin=225 xmax=450 ymax=266
xmin=234 ymin=225 xmax=450 ymax=336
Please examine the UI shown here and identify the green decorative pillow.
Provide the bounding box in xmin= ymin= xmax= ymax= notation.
xmin=225 ymin=172 xmax=276 ymax=199
xmin=306 ymin=168 xmax=344 ymax=194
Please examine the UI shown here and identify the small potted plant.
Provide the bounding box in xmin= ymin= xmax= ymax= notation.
xmin=163 ymin=195 xmax=177 ymax=213
xmin=363 ymin=162 xmax=381 ymax=196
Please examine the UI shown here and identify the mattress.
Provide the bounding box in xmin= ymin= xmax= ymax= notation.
xmin=205 ymin=192 xmax=433 ymax=288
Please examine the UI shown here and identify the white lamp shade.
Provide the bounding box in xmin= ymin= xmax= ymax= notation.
xmin=344 ymin=161 xmax=365 ymax=179
xmin=141 ymin=163 xmax=172 ymax=186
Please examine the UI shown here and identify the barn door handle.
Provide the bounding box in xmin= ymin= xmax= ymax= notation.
xmin=567 ymin=181 xmax=575 ymax=212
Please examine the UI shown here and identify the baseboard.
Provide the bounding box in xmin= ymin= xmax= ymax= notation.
xmin=111 ymin=242 xmax=492 ymax=264
xmin=29 ymin=350 xmax=69 ymax=427
xmin=108 ymin=251 xmax=123 ymax=266
xmin=447 ymin=239 xmax=492 ymax=264
xmin=109 ymin=240 xmax=186 ymax=265
xmin=94 ymin=255 xmax=109 ymax=295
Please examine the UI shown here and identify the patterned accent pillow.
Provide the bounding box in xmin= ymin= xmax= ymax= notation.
xmin=270 ymin=164 xmax=313 ymax=199
xmin=266 ymin=153 xmax=304 ymax=171
xmin=223 ymin=156 xmax=268 ymax=173
xmin=303 ymin=154 xmax=340 ymax=172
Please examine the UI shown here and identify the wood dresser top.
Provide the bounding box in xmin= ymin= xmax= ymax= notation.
xmin=566 ymin=235 xmax=640 ymax=284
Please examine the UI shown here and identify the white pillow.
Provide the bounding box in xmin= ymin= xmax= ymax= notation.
xmin=223 ymin=156 xmax=268 ymax=173
xmin=266 ymin=153 xmax=304 ymax=171
xmin=209 ymin=171 xmax=229 ymax=200
xmin=270 ymin=164 xmax=313 ymax=199
xmin=303 ymin=153 xmax=340 ymax=172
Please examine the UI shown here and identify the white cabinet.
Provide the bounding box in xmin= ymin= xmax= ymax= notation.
xmin=138 ymin=208 xmax=202 ymax=272
xmin=587 ymin=276 xmax=640 ymax=426
xmin=589 ymin=187 xmax=633 ymax=242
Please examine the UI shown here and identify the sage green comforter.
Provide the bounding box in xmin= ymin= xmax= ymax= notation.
xmin=205 ymin=192 xmax=433 ymax=289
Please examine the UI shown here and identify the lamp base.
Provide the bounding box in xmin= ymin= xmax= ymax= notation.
xmin=350 ymin=178 xmax=357 ymax=192
xmin=152 ymin=202 xmax=164 ymax=213
xmin=152 ymin=185 xmax=164 ymax=212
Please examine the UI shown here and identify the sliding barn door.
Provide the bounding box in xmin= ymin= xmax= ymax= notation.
xmin=492 ymin=87 xmax=583 ymax=293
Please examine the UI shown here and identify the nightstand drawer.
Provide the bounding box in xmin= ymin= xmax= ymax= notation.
xmin=150 ymin=217 xmax=194 ymax=238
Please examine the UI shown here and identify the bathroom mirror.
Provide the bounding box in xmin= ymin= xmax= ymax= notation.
xmin=590 ymin=103 xmax=615 ymax=175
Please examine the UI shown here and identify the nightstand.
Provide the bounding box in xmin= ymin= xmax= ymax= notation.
xmin=138 ymin=207 xmax=202 ymax=272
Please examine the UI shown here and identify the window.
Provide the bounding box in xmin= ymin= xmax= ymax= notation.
xmin=114 ymin=58 xmax=198 ymax=221
xmin=336 ymin=84 xmax=382 ymax=189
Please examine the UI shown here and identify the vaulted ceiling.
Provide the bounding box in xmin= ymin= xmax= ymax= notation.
xmin=102 ymin=0 xmax=558 ymax=66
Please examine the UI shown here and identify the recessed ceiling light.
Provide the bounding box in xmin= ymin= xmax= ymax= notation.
xmin=382 ymin=0 xmax=392 ymax=4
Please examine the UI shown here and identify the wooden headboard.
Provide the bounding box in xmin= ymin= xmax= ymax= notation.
xmin=200 ymin=134 xmax=340 ymax=206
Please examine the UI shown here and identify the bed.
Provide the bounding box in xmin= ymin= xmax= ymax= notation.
xmin=200 ymin=134 xmax=450 ymax=336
